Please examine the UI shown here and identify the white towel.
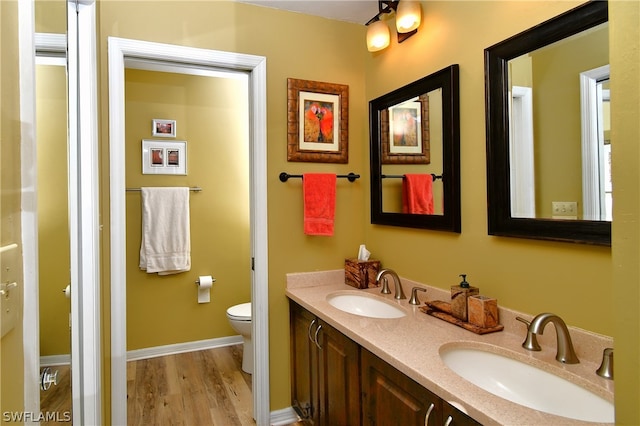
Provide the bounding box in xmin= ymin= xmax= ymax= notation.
xmin=139 ymin=187 xmax=191 ymax=275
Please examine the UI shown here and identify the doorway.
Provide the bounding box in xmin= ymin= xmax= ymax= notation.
xmin=124 ymin=65 xmax=251 ymax=419
xmin=108 ymin=38 xmax=269 ymax=425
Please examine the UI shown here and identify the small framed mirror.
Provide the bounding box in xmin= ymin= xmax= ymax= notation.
xmin=370 ymin=64 xmax=461 ymax=232
xmin=485 ymin=1 xmax=610 ymax=245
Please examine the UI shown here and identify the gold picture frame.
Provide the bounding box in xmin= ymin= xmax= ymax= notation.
xmin=381 ymin=94 xmax=430 ymax=164
xmin=287 ymin=78 xmax=349 ymax=163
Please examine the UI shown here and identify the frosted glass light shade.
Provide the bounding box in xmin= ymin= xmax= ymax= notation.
xmin=396 ymin=1 xmax=421 ymax=33
xmin=366 ymin=20 xmax=390 ymax=52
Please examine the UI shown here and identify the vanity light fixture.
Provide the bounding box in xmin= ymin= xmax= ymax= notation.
xmin=365 ymin=0 xmax=422 ymax=52
xmin=366 ymin=18 xmax=391 ymax=52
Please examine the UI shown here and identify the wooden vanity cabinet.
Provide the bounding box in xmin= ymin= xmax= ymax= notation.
xmin=442 ymin=401 xmax=482 ymax=426
xmin=361 ymin=348 xmax=442 ymax=426
xmin=290 ymin=302 xmax=481 ymax=426
xmin=290 ymin=302 xmax=361 ymax=425
xmin=290 ymin=303 xmax=319 ymax=422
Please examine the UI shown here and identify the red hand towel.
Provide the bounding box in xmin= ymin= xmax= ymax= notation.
xmin=402 ymin=174 xmax=434 ymax=214
xmin=303 ymin=173 xmax=337 ymax=236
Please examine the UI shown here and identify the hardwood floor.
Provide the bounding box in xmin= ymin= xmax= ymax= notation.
xmin=40 ymin=365 xmax=72 ymax=425
xmin=40 ymin=345 xmax=305 ymax=425
xmin=128 ymin=345 xmax=254 ymax=426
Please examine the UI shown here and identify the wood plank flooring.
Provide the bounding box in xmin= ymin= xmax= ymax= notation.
xmin=40 ymin=345 xmax=304 ymax=426
xmin=127 ymin=345 xmax=254 ymax=426
xmin=40 ymin=365 xmax=72 ymax=425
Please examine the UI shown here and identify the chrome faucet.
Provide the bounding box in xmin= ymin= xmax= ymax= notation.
xmin=525 ymin=313 xmax=580 ymax=364
xmin=376 ymin=269 xmax=406 ymax=300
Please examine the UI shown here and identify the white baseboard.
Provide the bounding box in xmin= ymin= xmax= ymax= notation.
xmin=40 ymin=354 xmax=71 ymax=367
xmin=39 ymin=336 xmax=242 ymax=366
xmin=126 ymin=335 xmax=243 ymax=361
xmin=270 ymin=407 xmax=300 ymax=425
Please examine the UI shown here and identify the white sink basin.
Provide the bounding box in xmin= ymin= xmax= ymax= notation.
xmin=326 ymin=291 xmax=406 ymax=319
xmin=440 ymin=344 xmax=614 ymax=423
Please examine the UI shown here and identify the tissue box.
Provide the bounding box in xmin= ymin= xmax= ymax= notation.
xmin=467 ymin=295 xmax=499 ymax=328
xmin=345 ymin=258 xmax=381 ymax=289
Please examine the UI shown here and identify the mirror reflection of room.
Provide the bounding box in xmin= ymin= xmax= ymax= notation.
xmin=35 ymin=0 xmax=73 ymax=420
xmin=370 ymin=64 xmax=460 ymax=232
xmin=507 ymin=23 xmax=609 ymax=221
xmin=36 ymin=55 xmax=73 ymax=424
xmin=381 ymin=88 xmax=444 ymax=215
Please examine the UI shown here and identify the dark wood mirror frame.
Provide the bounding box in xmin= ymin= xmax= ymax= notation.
xmin=485 ymin=1 xmax=610 ymax=246
xmin=370 ymin=64 xmax=461 ymax=232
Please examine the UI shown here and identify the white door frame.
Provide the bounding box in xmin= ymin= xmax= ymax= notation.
xmin=509 ymin=86 xmax=535 ymax=218
xmin=581 ymin=64 xmax=610 ymax=220
xmin=67 ymin=2 xmax=102 ymax=422
xmin=21 ymin=1 xmax=102 ymax=424
xmin=107 ymin=38 xmax=269 ymax=425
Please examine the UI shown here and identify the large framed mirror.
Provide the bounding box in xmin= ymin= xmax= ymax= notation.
xmin=485 ymin=1 xmax=610 ymax=245
xmin=370 ymin=64 xmax=461 ymax=232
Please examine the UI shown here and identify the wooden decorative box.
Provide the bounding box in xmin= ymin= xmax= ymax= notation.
xmin=345 ymin=258 xmax=381 ymax=289
xmin=467 ymin=295 xmax=499 ymax=328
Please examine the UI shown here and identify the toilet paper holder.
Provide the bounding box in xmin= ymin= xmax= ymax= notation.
xmin=195 ymin=276 xmax=216 ymax=285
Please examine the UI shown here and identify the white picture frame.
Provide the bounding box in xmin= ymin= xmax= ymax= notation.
xmin=152 ymin=118 xmax=176 ymax=137
xmin=142 ymin=139 xmax=187 ymax=175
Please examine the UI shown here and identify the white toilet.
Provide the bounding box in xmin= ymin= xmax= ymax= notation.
xmin=226 ymin=302 xmax=253 ymax=374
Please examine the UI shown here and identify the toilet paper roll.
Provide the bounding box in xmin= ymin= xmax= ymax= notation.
xmin=197 ymin=275 xmax=214 ymax=304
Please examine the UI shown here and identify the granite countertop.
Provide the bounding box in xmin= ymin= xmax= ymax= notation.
xmin=285 ymin=270 xmax=615 ymax=426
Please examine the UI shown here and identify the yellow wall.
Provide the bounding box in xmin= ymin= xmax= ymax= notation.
xmin=36 ymin=64 xmax=71 ymax=357
xmin=91 ymin=1 xmax=640 ymax=422
xmin=35 ymin=0 xmax=65 ymax=34
xmin=1 ymin=0 xmax=25 ymax=416
xmin=610 ymin=1 xmax=640 ymax=423
xmin=124 ymin=69 xmax=251 ymax=350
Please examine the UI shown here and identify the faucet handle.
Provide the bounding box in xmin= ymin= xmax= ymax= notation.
xmin=596 ymin=348 xmax=614 ymax=379
xmin=380 ymin=277 xmax=391 ymax=295
xmin=516 ymin=316 xmax=541 ymax=351
xmin=408 ymin=287 xmax=427 ymax=305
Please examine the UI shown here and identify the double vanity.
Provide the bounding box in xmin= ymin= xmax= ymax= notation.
xmin=286 ymin=2 xmax=614 ymax=424
xmin=286 ymin=270 xmax=614 ymax=425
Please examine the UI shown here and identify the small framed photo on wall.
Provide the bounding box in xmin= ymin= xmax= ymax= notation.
xmin=142 ymin=140 xmax=187 ymax=175
xmin=152 ymin=118 xmax=177 ymax=138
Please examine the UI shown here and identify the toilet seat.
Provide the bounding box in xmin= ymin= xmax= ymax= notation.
xmin=227 ymin=302 xmax=251 ymax=321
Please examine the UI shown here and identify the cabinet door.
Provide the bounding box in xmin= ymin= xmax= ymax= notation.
xmin=317 ymin=320 xmax=361 ymax=426
xmin=442 ymin=401 xmax=482 ymax=426
xmin=362 ymin=348 xmax=442 ymax=426
xmin=290 ymin=302 xmax=320 ymax=422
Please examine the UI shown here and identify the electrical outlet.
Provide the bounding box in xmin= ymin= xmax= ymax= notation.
xmin=552 ymin=201 xmax=578 ymax=219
